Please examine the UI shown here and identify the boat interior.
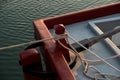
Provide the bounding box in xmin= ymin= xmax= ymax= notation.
xmin=49 ymin=13 xmax=120 ymax=80
xmin=32 ymin=2 xmax=120 ymax=80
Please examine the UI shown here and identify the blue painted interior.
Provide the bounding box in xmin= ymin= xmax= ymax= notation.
xmin=50 ymin=13 xmax=120 ymax=80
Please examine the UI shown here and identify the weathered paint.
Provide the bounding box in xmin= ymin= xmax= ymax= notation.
xmin=33 ymin=2 xmax=120 ymax=80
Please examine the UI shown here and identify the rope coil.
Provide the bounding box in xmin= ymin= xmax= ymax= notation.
xmin=0 ymin=29 xmax=120 ymax=79
xmin=65 ymin=31 xmax=120 ymax=80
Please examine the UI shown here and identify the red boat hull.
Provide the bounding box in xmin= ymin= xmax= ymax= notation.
xmin=20 ymin=2 xmax=120 ymax=80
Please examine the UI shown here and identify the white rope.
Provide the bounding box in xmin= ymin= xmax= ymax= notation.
xmin=55 ymin=32 xmax=120 ymax=79
xmin=67 ymin=34 xmax=120 ymax=73
xmin=83 ymin=54 xmax=120 ymax=64
xmin=57 ymin=39 xmax=85 ymax=80
xmin=58 ymin=38 xmax=120 ymax=79
xmin=0 ymin=34 xmax=67 ymax=50
xmin=62 ymin=30 xmax=120 ymax=79
xmin=57 ymin=35 xmax=94 ymax=79
xmin=1 ymin=28 xmax=120 ymax=79
xmin=95 ymin=73 xmax=120 ymax=80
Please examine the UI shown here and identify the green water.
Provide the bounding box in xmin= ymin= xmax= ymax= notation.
xmin=0 ymin=0 xmax=120 ymax=80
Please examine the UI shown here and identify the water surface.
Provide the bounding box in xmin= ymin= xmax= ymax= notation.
xmin=0 ymin=0 xmax=120 ymax=80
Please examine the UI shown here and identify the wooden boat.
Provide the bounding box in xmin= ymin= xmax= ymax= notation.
xmin=20 ymin=2 xmax=120 ymax=80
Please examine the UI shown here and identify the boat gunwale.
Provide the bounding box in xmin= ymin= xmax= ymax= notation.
xmin=33 ymin=2 xmax=120 ymax=80
xmin=43 ymin=2 xmax=120 ymax=29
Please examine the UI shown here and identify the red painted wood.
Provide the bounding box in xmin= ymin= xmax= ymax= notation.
xmin=54 ymin=24 xmax=70 ymax=62
xmin=44 ymin=2 xmax=120 ymax=29
xmin=34 ymin=20 xmax=75 ymax=80
xmin=33 ymin=2 xmax=120 ymax=80
xmin=20 ymin=49 xmax=44 ymax=80
xmin=20 ymin=49 xmax=41 ymax=68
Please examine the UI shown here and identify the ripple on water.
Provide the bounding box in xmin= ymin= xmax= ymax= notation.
xmin=0 ymin=0 xmax=120 ymax=80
